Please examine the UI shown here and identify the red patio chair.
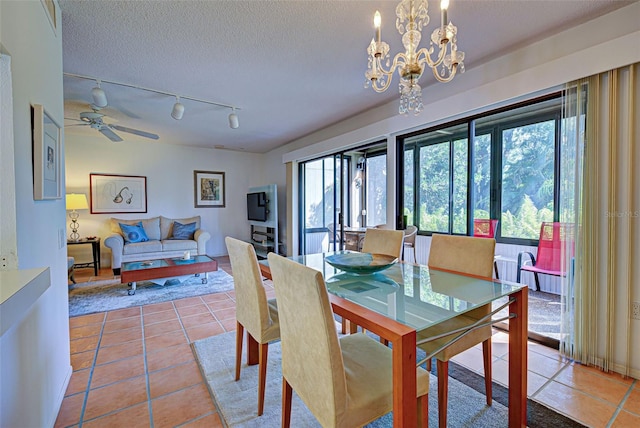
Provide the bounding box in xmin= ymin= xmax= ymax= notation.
xmin=473 ymin=219 xmax=500 ymax=278
xmin=517 ymin=222 xmax=575 ymax=291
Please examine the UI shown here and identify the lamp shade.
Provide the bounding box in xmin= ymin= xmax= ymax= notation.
xmin=228 ymin=111 xmax=239 ymax=129
xmin=91 ymin=86 xmax=108 ymax=108
xmin=171 ymin=101 xmax=185 ymax=120
xmin=66 ymin=193 xmax=89 ymax=211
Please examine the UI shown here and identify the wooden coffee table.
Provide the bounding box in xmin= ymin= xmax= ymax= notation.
xmin=121 ymin=255 xmax=218 ymax=295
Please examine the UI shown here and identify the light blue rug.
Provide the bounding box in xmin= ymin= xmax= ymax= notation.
xmin=68 ymin=270 xmax=234 ymax=317
xmin=193 ymin=331 xmax=509 ymax=427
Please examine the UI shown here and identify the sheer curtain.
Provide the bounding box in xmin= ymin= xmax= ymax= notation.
xmin=560 ymin=63 xmax=638 ymax=376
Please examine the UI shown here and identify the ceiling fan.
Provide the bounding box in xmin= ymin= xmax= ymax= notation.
xmin=65 ymin=107 xmax=159 ymax=142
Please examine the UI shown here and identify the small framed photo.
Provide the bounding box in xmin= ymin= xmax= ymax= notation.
xmin=90 ymin=173 xmax=147 ymax=213
xmin=194 ymin=170 xmax=225 ymax=208
xmin=32 ymin=104 xmax=62 ymax=200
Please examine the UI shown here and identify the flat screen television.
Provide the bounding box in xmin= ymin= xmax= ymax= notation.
xmin=247 ymin=192 xmax=268 ymax=221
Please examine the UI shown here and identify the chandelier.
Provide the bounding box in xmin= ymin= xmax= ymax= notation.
xmin=364 ymin=0 xmax=465 ymax=115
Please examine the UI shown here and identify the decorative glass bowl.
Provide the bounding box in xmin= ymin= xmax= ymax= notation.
xmin=324 ymin=252 xmax=397 ymax=275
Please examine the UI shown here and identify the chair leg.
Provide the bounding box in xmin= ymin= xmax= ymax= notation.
xmin=482 ymin=339 xmax=492 ymax=406
xmin=235 ymin=322 xmax=244 ymax=381
xmin=413 ymin=247 xmax=417 ymax=264
xmin=341 ymin=317 xmax=346 ymax=334
xmin=437 ymin=360 xmax=449 ymax=428
xmin=282 ymin=378 xmax=293 ymax=428
xmin=418 ymin=393 xmax=429 ymax=428
xmin=534 ymin=272 xmax=541 ymax=291
xmin=426 ymin=358 xmax=432 ymax=372
xmin=258 ymin=342 xmax=269 ymax=415
xmin=493 ymin=260 xmax=500 ymax=279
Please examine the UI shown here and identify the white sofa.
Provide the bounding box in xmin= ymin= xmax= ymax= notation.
xmin=104 ymin=215 xmax=211 ymax=275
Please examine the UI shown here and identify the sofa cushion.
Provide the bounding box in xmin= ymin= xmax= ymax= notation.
xmin=119 ymin=222 xmax=149 ymax=243
xmin=162 ymin=239 xmax=198 ymax=252
xmin=170 ymin=221 xmax=196 ymax=240
xmin=123 ymin=240 xmax=163 ymax=255
xmin=160 ymin=216 xmax=201 ymax=240
xmin=111 ymin=216 xmax=161 ymax=241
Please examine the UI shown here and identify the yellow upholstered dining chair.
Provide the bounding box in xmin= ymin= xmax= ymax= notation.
xmin=267 ymin=253 xmax=430 ymax=428
xmin=419 ymin=233 xmax=495 ymax=428
xmin=225 ymin=237 xmax=280 ymax=416
xmin=360 ymin=227 xmax=405 ymax=259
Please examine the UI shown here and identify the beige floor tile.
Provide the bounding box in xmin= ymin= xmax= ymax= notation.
xmin=54 ymin=392 xmax=84 ymax=428
xmin=145 ymin=329 xmax=188 ymax=353
xmin=82 ymin=402 xmax=150 ymax=428
xmin=69 ymin=324 xmax=103 ymax=340
xmin=204 ymin=299 xmax=235 ymax=311
xmin=201 ymin=293 xmax=233 ymax=304
xmin=100 ymin=326 xmax=143 ymax=347
xmin=65 ymin=369 xmax=91 ymax=396
xmin=148 ymin=361 xmax=203 ymax=398
xmin=84 ymin=376 xmax=148 ymax=420
xmin=142 ymin=301 xmax=175 ymax=314
xmin=612 ymin=410 xmax=640 ymax=427
xmin=173 ymin=296 xmax=205 ymax=308
xmin=176 ymin=303 xmax=210 ymax=317
xmin=69 ymin=313 xmax=105 ymax=328
xmin=143 ymin=308 xmax=178 ymax=325
xmin=71 ymin=349 xmax=96 ymax=371
xmin=527 ymin=350 xmax=568 ymax=378
xmin=623 ymin=386 xmax=640 ymax=415
xmin=95 ymin=339 xmax=144 ymax=365
xmin=212 ymin=307 xmax=235 ymax=321
xmin=103 ymin=316 xmax=142 ymax=333
xmin=70 ymin=336 xmax=100 ymax=354
xmin=535 ymin=380 xmax=617 ymax=427
xmin=144 ymin=318 xmax=183 ymax=338
xmin=185 ymin=322 xmax=225 ymax=342
xmin=105 ymin=307 xmax=142 ymax=321
xmin=180 ymin=312 xmax=216 ymax=329
xmin=179 ymin=412 xmax=224 ymax=427
xmin=554 ymin=363 xmax=631 ymax=405
xmin=151 ymin=383 xmax=215 ymax=427
xmin=90 ymin=355 xmax=146 ymax=389
xmin=146 ymin=343 xmax=195 ymax=373
xmin=220 ymin=318 xmax=237 ymax=332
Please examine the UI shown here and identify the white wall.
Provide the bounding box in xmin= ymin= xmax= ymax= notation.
xmin=65 ymin=134 xmax=265 ymax=267
xmin=266 ymin=4 xmax=640 ymax=375
xmin=0 ymin=1 xmax=72 ymax=427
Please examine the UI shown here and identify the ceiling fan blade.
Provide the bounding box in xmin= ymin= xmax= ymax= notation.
xmin=109 ymin=124 xmax=159 ymax=140
xmin=64 ymin=117 xmax=85 ymax=122
xmin=99 ymin=127 xmax=123 ymax=142
xmin=65 ymin=123 xmax=91 ymax=127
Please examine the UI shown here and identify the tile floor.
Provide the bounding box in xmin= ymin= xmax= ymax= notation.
xmin=58 ymin=258 xmax=639 ymax=427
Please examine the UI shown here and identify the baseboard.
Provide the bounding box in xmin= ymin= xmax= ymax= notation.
xmin=48 ymin=364 xmax=72 ymax=428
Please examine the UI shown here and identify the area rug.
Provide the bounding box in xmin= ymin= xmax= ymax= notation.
xmin=194 ymin=332 xmax=514 ymax=427
xmin=68 ymin=270 xmax=234 ymax=317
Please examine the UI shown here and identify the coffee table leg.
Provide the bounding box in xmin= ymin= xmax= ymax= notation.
xmin=201 ymin=273 xmax=207 ymax=284
xmin=128 ymin=282 xmax=137 ymax=295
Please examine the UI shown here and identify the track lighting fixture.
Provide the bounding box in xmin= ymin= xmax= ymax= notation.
xmin=66 ymin=73 xmax=241 ymax=126
xmin=171 ymin=96 xmax=185 ymax=120
xmin=228 ymin=108 xmax=239 ymax=129
xmin=91 ymin=80 xmax=108 ymax=108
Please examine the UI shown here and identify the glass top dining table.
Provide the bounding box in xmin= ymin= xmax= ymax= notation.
xmin=258 ymin=251 xmax=529 ymax=427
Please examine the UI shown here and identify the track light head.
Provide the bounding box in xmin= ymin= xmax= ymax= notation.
xmin=171 ymin=97 xmax=184 ymax=120
xmin=91 ymin=80 xmax=108 ymax=108
xmin=228 ymin=109 xmax=239 ymax=129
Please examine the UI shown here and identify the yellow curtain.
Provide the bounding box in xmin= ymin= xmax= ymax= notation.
xmin=561 ymin=63 xmax=638 ymax=376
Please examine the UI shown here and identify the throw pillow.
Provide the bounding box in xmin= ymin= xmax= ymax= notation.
xmin=171 ymin=221 xmax=196 ymax=240
xmin=119 ymin=222 xmax=149 ymax=243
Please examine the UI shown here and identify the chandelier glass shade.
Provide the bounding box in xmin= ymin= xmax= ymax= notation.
xmin=364 ymin=0 xmax=465 ymax=115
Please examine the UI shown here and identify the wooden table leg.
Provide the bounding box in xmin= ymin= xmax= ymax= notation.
xmin=509 ymin=288 xmax=528 ymax=427
xmin=246 ymin=332 xmax=259 ymax=366
xmin=393 ymin=329 xmax=418 ymax=427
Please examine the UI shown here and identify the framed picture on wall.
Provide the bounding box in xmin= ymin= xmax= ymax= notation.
xmin=32 ymin=104 xmax=62 ymax=200
xmin=89 ymin=173 xmax=147 ymax=213
xmin=194 ymin=170 xmax=225 ymax=208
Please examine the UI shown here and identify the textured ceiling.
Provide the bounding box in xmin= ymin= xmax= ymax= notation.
xmin=59 ymin=0 xmax=632 ymax=153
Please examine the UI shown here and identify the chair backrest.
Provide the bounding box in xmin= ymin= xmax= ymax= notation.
xmin=361 ymin=228 xmax=404 ymax=259
xmin=225 ymin=237 xmax=275 ymax=340
xmin=473 ymin=219 xmax=499 ymax=238
xmin=536 ymin=222 xmax=575 ymax=272
xmin=403 ymin=225 xmax=418 ymax=246
xmin=428 ymin=234 xmax=496 ymax=278
xmin=267 ymin=253 xmax=347 ymax=427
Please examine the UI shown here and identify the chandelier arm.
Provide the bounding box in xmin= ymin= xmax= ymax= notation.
xmin=374 ymin=51 xmax=408 ymax=78
xmin=430 ymin=63 xmax=459 ymax=83
xmin=416 ymin=45 xmax=448 ymax=70
xmin=371 ymin=73 xmax=395 ymax=93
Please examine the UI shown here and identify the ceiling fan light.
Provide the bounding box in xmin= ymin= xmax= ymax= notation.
xmin=228 ymin=110 xmax=239 ymax=129
xmin=171 ymin=99 xmax=184 ymax=120
xmin=91 ymin=84 xmax=108 ymax=108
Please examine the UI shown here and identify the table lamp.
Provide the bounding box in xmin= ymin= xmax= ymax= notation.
xmin=66 ymin=193 xmax=89 ymax=241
